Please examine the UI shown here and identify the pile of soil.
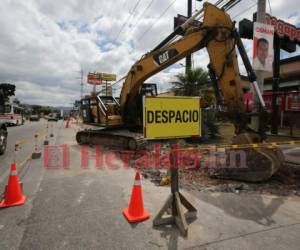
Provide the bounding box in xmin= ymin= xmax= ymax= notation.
xmin=140 ymin=161 xmax=300 ymax=196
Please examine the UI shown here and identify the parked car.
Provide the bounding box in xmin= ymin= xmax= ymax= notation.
xmin=47 ymin=113 xmax=58 ymax=122
xmin=30 ymin=114 xmax=40 ymax=121
xmin=0 ymin=123 xmax=7 ymax=155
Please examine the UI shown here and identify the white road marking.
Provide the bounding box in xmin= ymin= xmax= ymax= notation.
xmin=77 ymin=192 xmax=85 ymax=204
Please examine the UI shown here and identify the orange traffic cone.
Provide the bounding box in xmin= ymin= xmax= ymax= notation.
xmin=0 ymin=163 xmax=26 ymax=208
xmin=123 ymin=172 xmax=150 ymax=223
xmin=66 ymin=117 xmax=71 ymax=128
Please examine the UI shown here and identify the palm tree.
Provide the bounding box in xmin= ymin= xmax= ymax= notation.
xmin=171 ymin=67 xmax=210 ymax=96
xmin=172 ymin=67 xmax=219 ymax=137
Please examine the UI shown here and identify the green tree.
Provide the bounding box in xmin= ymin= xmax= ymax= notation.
xmin=0 ymin=83 xmax=15 ymax=103
xmin=171 ymin=67 xmax=210 ymax=96
xmin=172 ymin=67 xmax=217 ymax=107
xmin=172 ymin=67 xmax=219 ymax=137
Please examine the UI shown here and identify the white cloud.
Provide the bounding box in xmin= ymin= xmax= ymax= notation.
xmin=0 ymin=0 xmax=299 ymax=106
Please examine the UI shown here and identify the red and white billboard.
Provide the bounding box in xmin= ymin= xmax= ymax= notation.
xmin=87 ymin=73 xmax=102 ymax=85
xmin=252 ymin=22 xmax=274 ymax=72
xmin=266 ymin=14 xmax=300 ymax=44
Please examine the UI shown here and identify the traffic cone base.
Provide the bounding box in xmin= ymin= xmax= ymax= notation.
xmin=0 ymin=193 xmax=26 ymax=208
xmin=123 ymin=208 xmax=149 ymax=223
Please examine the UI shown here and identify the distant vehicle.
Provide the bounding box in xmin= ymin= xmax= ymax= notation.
xmin=0 ymin=84 xmax=14 ymax=155
xmin=60 ymin=109 xmax=64 ymax=119
xmin=47 ymin=113 xmax=58 ymax=122
xmin=0 ymin=123 xmax=7 ymax=155
xmin=30 ymin=114 xmax=40 ymax=121
xmin=0 ymin=102 xmax=24 ymax=126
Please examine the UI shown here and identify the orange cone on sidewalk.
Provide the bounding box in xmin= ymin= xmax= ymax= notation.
xmin=66 ymin=116 xmax=71 ymax=128
xmin=0 ymin=163 xmax=26 ymax=208
xmin=123 ymin=172 xmax=150 ymax=223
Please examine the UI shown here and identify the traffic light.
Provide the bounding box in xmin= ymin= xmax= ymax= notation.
xmin=238 ymin=19 xmax=253 ymax=39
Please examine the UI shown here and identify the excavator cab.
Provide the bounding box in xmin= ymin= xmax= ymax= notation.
xmin=80 ymin=83 xmax=157 ymax=128
xmin=81 ymin=97 xmax=93 ymax=124
xmin=139 ymin=83 xmax=158 ymax=97
xmin=80 ymin=95 xmax=121 ymax=127
xmin=136 ymin=83 xmax=158 ymax=126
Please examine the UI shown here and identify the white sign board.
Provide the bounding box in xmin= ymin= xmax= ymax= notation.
xmin=252 ymin=22 xmax=274 ymax=72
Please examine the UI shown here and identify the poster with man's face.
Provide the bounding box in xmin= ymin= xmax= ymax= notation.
xmin=252 ymin=22 xmax=274 ymax=72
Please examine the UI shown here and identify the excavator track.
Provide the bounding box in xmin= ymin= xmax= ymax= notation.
xmin=210 ymin=133 xmax=285 ymax=182
xmin=76 ymin=129 xmax=147 ymax=150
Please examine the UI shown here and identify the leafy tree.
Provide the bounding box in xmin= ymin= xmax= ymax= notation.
xmin=171 ymin=67 xmax=210 ymax=96
xmin=172 ymin=68 xmax=219 ymax=137
xmin=0 ymin=83 xmax=15 ymax=103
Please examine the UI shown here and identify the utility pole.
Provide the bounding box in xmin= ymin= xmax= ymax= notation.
xmin=80 ymin=68 xmax=84 ymax=99
xmin=251 ymin=0 xmax=266 ymax=130
xmin=185 ymin=0 xmax=192 ymax=74
xmin=271 ymin=35 xmax=280 ymax=134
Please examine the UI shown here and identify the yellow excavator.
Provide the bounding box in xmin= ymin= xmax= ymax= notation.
xmin=76 ymin=2 xmax=284 ymax=181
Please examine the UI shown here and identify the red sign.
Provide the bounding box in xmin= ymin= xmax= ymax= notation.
xmin=87 ymin=73 xmax=102 ymax=85
xmin=243 ymin=92 xmax=254 ymax=111
xmin=266 ymin=14 xmax=300 ymax=44
xmin=263 ymin=92 xmax=273 ymax=111
xmin=286 ymin=93 xmax=300 ymax=111
xmin=243 ymin=91 xmax=290 ymax=112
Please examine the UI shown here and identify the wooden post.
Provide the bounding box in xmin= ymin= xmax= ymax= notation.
xmin=153 ymin=144 xmax=197 ymax=236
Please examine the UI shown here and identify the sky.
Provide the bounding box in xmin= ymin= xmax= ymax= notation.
xmin=0 ymin=0 xmax=299 ymax=106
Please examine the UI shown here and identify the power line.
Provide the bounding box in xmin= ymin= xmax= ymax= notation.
xmin=232 ymin=2 xmax=256 ymax=19
xmin=136 ymin=0 xmax=234 ymax=42
xmin=114 ymin=0 xmax=143 ymax=42
xmin=132 ymin=0 xmax=156 ymax=31
xmin=124 ymin=0 xmax=156 ymax=40
xmin=137 ymin=0 xmax=178 ymax=41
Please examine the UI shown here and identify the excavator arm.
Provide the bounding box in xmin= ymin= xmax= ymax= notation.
xmin=118 ymin=2 xmax=284 ymax=181
xmin=120 ymin=3 xmax=246 ymax=127
xmin=77 ymin=2 xmax=284 ymax=182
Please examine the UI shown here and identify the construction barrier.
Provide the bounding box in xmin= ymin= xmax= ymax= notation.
xmin=44 ymin=124 xmax=49 ymax=145
xmin=32 ymin=134 xmax=42 ymax=159
xmin=10 ymin=127 xmax=49 ymax=180
xmin=49 ymin=124 xmax=54 ymax=138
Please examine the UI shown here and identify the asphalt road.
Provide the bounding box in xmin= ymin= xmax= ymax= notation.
xmin=0 ymin=121 xmax=299 ymax=249
xmin=0 ymin=119 xmax=61 ymax=191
